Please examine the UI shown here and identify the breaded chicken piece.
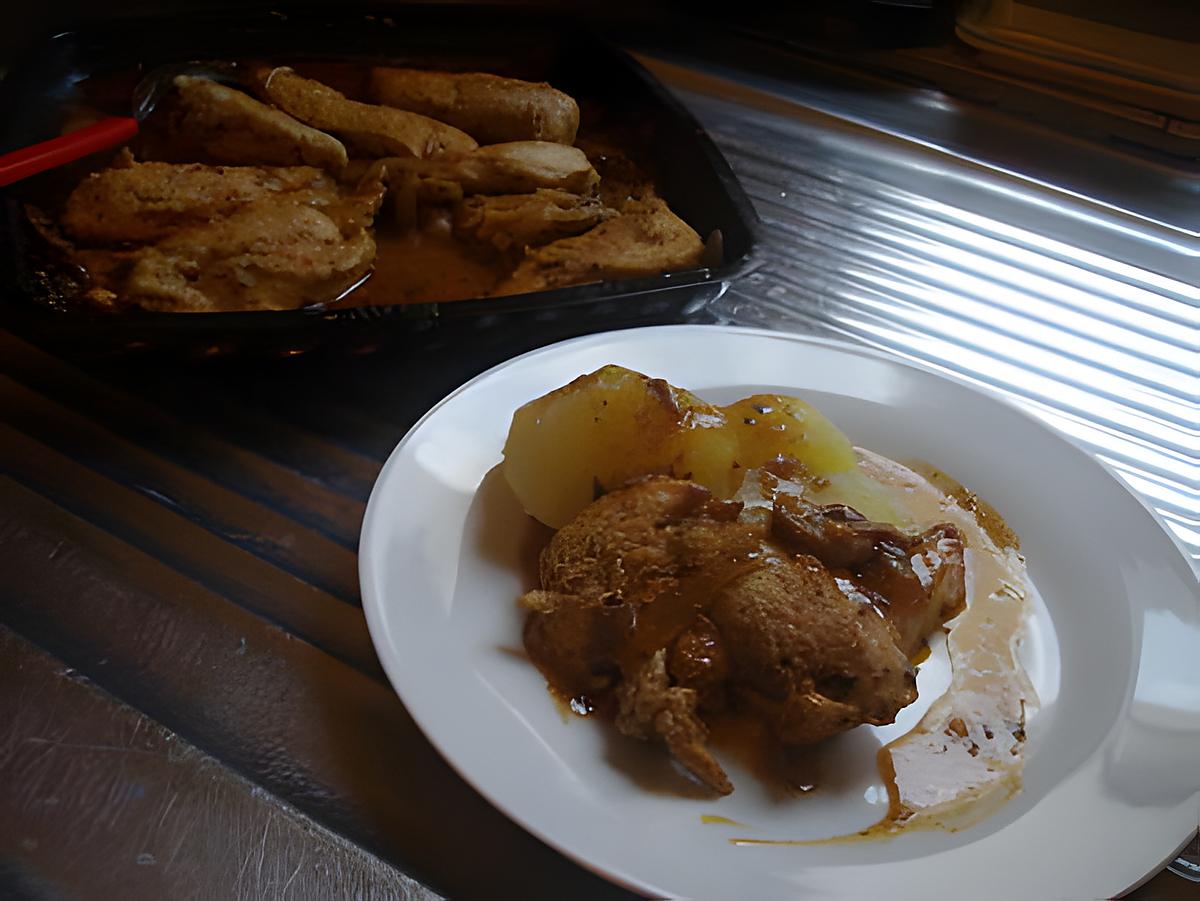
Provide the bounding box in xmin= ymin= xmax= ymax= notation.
xmin=121 ymin=201 xmax=375 ymax=312
xmin=61 ymin=155 xmax=337 ymax=245
xmin=253 ymin=67 xmax=477 ymax=159
xmin=369 ymin=68 xmax=579 ymax=145
xmin=537 ymin=476 xmax=757 ymax=605
xmin=617 ymin=650 xmax=733 ymax=795
xmin=454 ymin=189 xmax=615 ymax=253
xmin=666 ymin=614 xmax=732 ymax=710
xmin=521 ymin=590 xmax=633 ymax=699
xmin=493 ymin=197 xmax=703 ymax=296
xmin=772 ymin=493 xmax=967 ymax=657
xmin=708 ymin=560 xmax=917 ymax=745
xmin=378 ymin=141 xmax=599 ymax=198
xmin=522 ymin=475 xmax=938 ymax=794
xmin=168 ymin=76 xmax=348 ymax=172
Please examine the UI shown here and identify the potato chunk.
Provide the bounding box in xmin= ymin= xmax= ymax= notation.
xmin=502 ymin=366 xmax=856 ymax=527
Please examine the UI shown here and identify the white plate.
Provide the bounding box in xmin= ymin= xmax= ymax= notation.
xmin=360 ymin=325 xmax=1200 ymax=900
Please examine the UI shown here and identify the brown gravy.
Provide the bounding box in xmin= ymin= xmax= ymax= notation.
xmin=331 ymin=226 xmax=504 ymax=307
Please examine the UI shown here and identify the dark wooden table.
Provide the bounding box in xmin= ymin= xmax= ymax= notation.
xmin=2 ymin=33 xmax=1196 ymax=901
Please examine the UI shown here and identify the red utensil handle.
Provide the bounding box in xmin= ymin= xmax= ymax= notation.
xmin=0 ymin=117 xmax=139 ymax=188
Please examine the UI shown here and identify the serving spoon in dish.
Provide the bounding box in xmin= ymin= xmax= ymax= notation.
xmin=0 ymin=61 xmax=240 ymax=188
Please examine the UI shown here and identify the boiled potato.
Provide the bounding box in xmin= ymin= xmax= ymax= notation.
xmin=502 ymin=365 xmax=857 ymax=527
xmin=722 ymin=394 xmax=859 ymax=483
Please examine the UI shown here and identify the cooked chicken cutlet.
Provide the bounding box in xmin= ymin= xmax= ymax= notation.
xmin=522 ymin=474 xmax=964 ymax=794
xmin=369 ymin=68 xmax=580 ymax=145
xmin=61 ymin=154 xmax=337 ymax=245
xmin=521 ymin=590 xmax=634 ymax=700
xmin=536 ymin=477 xmax=758 ymax=604
xmin=166 ymin=76 xmax=349 ymax=172
xmin=253 ymin=67 xmax=477 ymax=159
xmin=119 ymin=200 xmax=374 ymax=312
xmin=617 ymin=650 xmax=733 ymax=796
xmin=454 ymin=189 xmax=616 ymax=252
xmin=772 ymin=493 xmax=966 ymax=657
xmin=378 ymin=141 xmax=599 ymax=198
xmin=708 ymin=561 xmax=916 ymax=746
xmin=494 ymin=197 xmax=704 ymax=296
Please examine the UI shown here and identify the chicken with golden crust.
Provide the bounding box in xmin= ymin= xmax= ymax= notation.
xmin=453 ymin=189 xmax=616 ymax=253
xmin=119 ymin=201 xmax=376 ymax=312
xmin=61 ymin=152 xmax=338 ymax=245
xmin=521 ymin=474 xmax=963 ymax=795
xmin=251 ymin=66 xmax=478 ymax=159
xmin=162 ymin=75 xmax=349 ymax=172
xmin=495 ymin=197 xmax=704 ymax=296
xmin=369 ymin=67 xmax=579 ymax=145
